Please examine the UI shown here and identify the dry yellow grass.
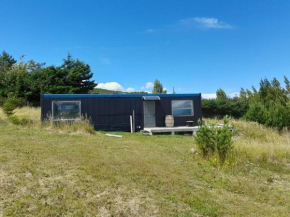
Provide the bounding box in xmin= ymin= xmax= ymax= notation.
xmin=0 ymin=107 xmax=7 ymax=120
xmin=13 ymin=107 xmax=41 ymax=122
xmin=232 ymin=119 xmax=290 ymax=164
xmin=0 ymin=107 xmax=94 ymax=134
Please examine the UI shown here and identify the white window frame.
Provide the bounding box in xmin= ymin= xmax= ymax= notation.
xmin=171 ymin=100 xmax=194 ymax=117
xmin=52 ymin=101 xmax=81 ymax=121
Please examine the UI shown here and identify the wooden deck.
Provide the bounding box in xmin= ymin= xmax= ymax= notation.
xmin=144 ymin=126 xmax=199 ymax=135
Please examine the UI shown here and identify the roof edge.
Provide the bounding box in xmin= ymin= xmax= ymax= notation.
xmin=41 ymin=93 xmax=201 ymax=98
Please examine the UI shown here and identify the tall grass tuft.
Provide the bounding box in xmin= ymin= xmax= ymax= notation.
xmin=0 ymin=107 xmax=95 ymax=135
xmin=232 ymin=119 xmax=290 ymax=165
xmin=43 ymin=117 xmax=95 ymax=135
xmin=0 ymin=107 xmax=8 ymax=120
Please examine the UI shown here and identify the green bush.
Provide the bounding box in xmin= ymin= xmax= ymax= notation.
xmin=0 ymin=97 xmax=6 ymax=106
xmin=195 ymin=117 xmax=235 ymax=164
xmin=8 ymin=115 xmax=29 ymax=125
xmin=202 ymin=99 xmax=248 ymax=119
xmin=244 ymin=102 xmax=290 ymax=130
xmin=2 ymin=97 xmax=26 ymax=115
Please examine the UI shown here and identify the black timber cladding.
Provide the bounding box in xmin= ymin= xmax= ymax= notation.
xmin=41 ymin=94 xmax=202 ymax=131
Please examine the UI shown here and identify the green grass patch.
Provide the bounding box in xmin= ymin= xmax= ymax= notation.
xmin=0 ymin=108 xmax=290 ymax=216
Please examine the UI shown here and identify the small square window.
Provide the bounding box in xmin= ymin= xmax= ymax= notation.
xmin=52 ymin=101 xmax=81 ymax=121
xmin=172 ymin=100 xmax=193 ymax=116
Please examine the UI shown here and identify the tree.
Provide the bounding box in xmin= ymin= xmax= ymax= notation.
xmin=0 ymin=51 xmax=16 ymax=72
xmin=284 ymin=76 xmax=290 ymax=94
xmin=152 ymin=79 xmax=167 ymax=94
xmin=61 ymin=54 xmax=97 ymax=93
xmin=0 ymin=51 xmax=17 ymax=96
xmin=25 ymin=54 xmax=97 ymax=102
xmin=216 ymin=88 xmax=227 ymax=100
xmin=0 ymin=61 xmax=27 ymax=98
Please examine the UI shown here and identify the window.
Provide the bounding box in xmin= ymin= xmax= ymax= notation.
xmin=172 ymin=100 xmax=193 ymax=116
xmin=52 ymin=101 xmax=81 ymax=121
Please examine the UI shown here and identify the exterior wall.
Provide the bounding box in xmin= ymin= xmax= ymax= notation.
xmin=41 ymin=95 xmax=143 ymax=131
xmin=155 ymin=95 xmax=202 ymax=127
xmin=41 ymin=94 xmax=202 ymax=131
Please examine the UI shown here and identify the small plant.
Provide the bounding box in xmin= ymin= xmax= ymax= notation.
xmin=0 ymin=96 xmax=6 ymax=106
xmin=195 ymin=116 xmax=235 ymax=164
xmin=8 ymin=114 xmax=29 ymax=125
xmin=2 ymin=96 xmax=25 ymax=115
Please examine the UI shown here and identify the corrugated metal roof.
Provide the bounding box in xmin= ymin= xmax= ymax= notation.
xmin=142 ymin=96 xmax=161 ymax=100
xmin=41 ymin=93 xmax=201 ymax=98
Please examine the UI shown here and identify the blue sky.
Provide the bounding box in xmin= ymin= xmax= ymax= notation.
xmin=2 ymin=0 xmax=290 ymax=97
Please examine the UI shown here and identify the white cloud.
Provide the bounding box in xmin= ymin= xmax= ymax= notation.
xmin=202 ymin=92 xmax=240 ymax=99
xmin=202 ymin=93 xmax=217 ymax=99
xmin=126 ymin=87 xmax=135 ymax=92
xmin=97 ymin=82 xmax=137 ymax=92
xmin=141 ymin=17 xmax=234 ymax=34
xmin=100 ymin=57 xmax=111 ymax=65
xmin=184 ymin=17 xmax=233 ymax=29
xmin=97 ymin=82 xmax=123 ymax=91
xmin=228 ymin=92 xmax=240 ymax=98
xmin=141 ymin=86 xmax=144 ymax=90
xmin=146 ymin=82 xmax=154 ymax=89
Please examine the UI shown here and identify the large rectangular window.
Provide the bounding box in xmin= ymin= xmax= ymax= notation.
xmin=172 ymin=100 xmax=193 ymax=116
xmin=52 ymin=101 xmax=81 ymax=121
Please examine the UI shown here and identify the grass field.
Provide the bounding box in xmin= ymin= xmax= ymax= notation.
xmin=0 ymin=107 xmax=290 ymax=216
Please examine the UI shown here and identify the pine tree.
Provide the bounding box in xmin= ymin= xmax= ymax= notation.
xmin=0 ymin=51 xmax=16 ymax=72
xmin=61 ymin=54 xmax=97 ymax=93
xmin=152 ymin=79 xmax=166 ymax=94
xmin=216 ymin=88 xmax=227 ymax=100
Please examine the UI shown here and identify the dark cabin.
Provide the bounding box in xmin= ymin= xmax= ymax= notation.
xmin=41 ymin=94 xmax=202 ymax=131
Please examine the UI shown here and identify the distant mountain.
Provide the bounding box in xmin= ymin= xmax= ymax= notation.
xmin=89 ymin=88 xmax=148 ymax=94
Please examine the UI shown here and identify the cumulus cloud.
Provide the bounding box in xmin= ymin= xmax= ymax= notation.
xmin=97 ymin=82 xmax=124 ymax=91
xmin=202 ymin=92 xmax=240 ymax=99
xmin=97 ymin=82 xmax=137 ymax=92
xmin=126 ymin=87 xmax=135 ymax=92
xmin=183 ymin=17 xmax=233 ymax=29
xmin=146 ymin=82 xmax=154 ymax=89
xmin=202 ymin=93 xmax=217 ymax=99
xmin=228 ymin=92 xmax=239 ymax=98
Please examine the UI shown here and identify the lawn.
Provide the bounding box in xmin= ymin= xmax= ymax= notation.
xmin=0 ymin=108 xmax=290 ymax=216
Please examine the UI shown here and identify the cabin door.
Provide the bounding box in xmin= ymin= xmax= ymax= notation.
xmin=143 ymin=101 xmax=156 ymax=127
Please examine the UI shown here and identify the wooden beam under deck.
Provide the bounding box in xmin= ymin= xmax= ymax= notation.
xmin=144 ymin=126 xmax=199 ymax=135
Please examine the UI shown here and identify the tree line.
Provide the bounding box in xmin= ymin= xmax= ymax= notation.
xmin=0 ymin=51 xmax=96 ymax=104
xmin=202 ymin=77 xmax=290 ymax=129
xmin=1 ymin=50 xmax=289 ymax=128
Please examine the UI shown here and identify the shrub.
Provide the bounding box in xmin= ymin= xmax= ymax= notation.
xmin=8 ymin=114 xmax=29 ymax=125
xmin=195 ymin=117 xmax=235 ymax=164
xmin=202 ymin=99 xmax=247 ymax=119
xmin=0 ymin=97 xmax=6 ymax=106
xmin=2 ymin=97 xmax=26 ymax=115
xmin=244 ymin=102 xmax=290 ymax=130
